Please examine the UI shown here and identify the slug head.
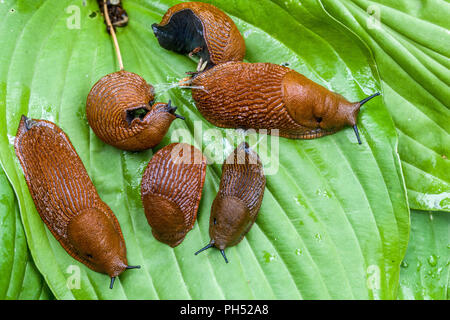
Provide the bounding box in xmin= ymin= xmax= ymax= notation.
xmin=67 ymin=208 xmax=128 ymax=279
xmin=209 ymin=195 xmax=251 ymax=250
xmin=282 ymin=70 xmax=380 ymax=143
xmin=122 ymin=100 xmax=184 ymax=151
xmin=152 ymin=2 xmax=245 ymax=70
xmin=142 ymin=194 xmax=188 ymax=248
xmin=195 ymin=195 xmax=251 ymax=264
xmin=152 ymin=8 xmax=211 ymax=67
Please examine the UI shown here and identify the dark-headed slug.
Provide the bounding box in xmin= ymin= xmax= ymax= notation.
xmin=14 ymin=116 xmax=139 ymax=289
xmin=152 ymin=2 xmax=246 ymax=70
xmin=141 ymin=143 xmax=207 ymax=247
xmin=190 ymin=62 xmax=380 ymax=144
xmin=86 ymin=70 xmax=184 ymax=151
xmin=195 ymin=142 xmax=265 ymax=263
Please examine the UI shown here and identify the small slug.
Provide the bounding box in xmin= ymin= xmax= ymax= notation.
xmin=14 ymin=116 xmax=139 ymax=289
xmin=190 ymin=62 xmax=380 ymax=144
xmin=86 ymin=70 xmax=184 ymax=151
xmin=141 ymin=143 xmax=207 ymax=247
xmin=195 ymin=142 xmax=265 ymax=263
xmin=152 ymin=2 xmax=246 ymax=70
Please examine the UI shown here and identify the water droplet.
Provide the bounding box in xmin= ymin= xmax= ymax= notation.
xmin=7 ymin=134 xmax=15 ymax=145
xmin=295 ymin=249 xmax=303 ymax=256
xmin=294 ymin=195 xmax=306 ymax=208
xmin=316 ymin=189 xmax=331 ymax=198
xmin=400 ymin=261 xmax=408 ymax=268
xmin=314 ymin=233 xmax=322 ymax=241
xmin=427 ymin=255 xmax=438 ymax=267
xmin=243 ymin=30 xmax=253 ymax=38
xmin=262 ymin=251 xmax=275 ymax=263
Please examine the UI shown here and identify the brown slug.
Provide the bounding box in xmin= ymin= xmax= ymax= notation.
xmin=190 ymin=62 xmax=380 ymax=144
xmin=141 ymin=143 xmax=207 ymax=247
xmin=152 ymin=1 xmax=246 ymax=70
xmin=195 ymin=142 xmax=265 ymax=263
xmin=86 ymin=70 xmax=184 ymax=151
xmin=14 ymin=116 xmax=139 ymax=289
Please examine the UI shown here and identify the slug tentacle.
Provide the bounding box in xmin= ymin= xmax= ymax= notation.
xmin=15 ymin=117 xmax=135 ymax=286
xmin=220 ymin=250 xmax=229 ymax=264
xmin=110 ymin=277 xmax=116 ymax=290
xmin=353 ymin=125 xmax=362 ymax=145
xmin=350 ymin=92 xmax=380 ymax=144
xmin=152 ymin=2 xmax=245 ymax=70
xmin=194 ymin=243 xmax=214 ymax=255
xmin=359 ymin=92 xmax=381 ymax=106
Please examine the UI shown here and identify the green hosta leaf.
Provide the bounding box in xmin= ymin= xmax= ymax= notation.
xmin=398 ymin=210 xmax=449 ymax=300
xmin=319 ymin=0 xmax=450 ymax=211
xmin=0 ymin=168 xmax=51 ymax=299
xmin=0 ymin=0 xmax=409 ymax=299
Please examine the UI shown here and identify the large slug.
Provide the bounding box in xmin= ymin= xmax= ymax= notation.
xmin=190 ymin=62 xmax=380 ymax=144
xmin=15 ymin=116 xmax=139 ymax=289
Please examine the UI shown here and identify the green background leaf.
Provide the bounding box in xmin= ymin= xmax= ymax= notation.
xmin=319 ymin=0 xmax=450 ymax=211
xmin=398 ymin=210 xmax=449 ymax=300
xmin=0 ymin=168 xmax=51 ymax=299
xmin=0 ymin=0 xmax=416 ymax=299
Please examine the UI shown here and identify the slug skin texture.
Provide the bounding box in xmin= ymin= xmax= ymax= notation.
xmin=141 ymin=143 xmax=207 ymax=247
xmin=86 ymin=71 xmax=178 ymax=151
xmin=191 ymin=62 xmax=364 ymax=140
xmin=152 ymin=1 xmax=245 ymax=69
xmin=15 ymin=116 xmax=128 ymax=279
xmin=210 ymin=142 xmax=265 ymax=249
xmin=195 ymin=142 xmax=265 ymax=263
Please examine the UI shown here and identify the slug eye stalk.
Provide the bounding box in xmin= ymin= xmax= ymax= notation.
xmin=194 ymin=243 xmax=229 ymax=264
xmin=194 ymin=243 xmax=214 ymax=255
xmin=126 ymin=265 xmax=141 ymax=269
xmin=166 ymin=100 xmax=186 ymax=120
xmin=220 ymin=250 xmax=229 ymax=264
xmin=352 ymin=92 xmax=380 ymax=145
xmin=359 ymin=92 xmax=380 ymax=106
xmin=353 ymin=125 xmax=362 ymax=145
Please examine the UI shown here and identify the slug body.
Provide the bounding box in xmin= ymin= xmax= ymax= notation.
xmin=14 ymin=116 xmax=132 ymax=284
xmin=141 ymin=143 xmax=207 ymax=247
xmin=152 ymin=2 xmax=245 ymax=69
xmin=191 ymin=62 xmax=380 ymax=142
xmin=86 ymin=71 xmax=181 ymax=151
xmin=195 ymin=143 xmax=265 ymax=263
